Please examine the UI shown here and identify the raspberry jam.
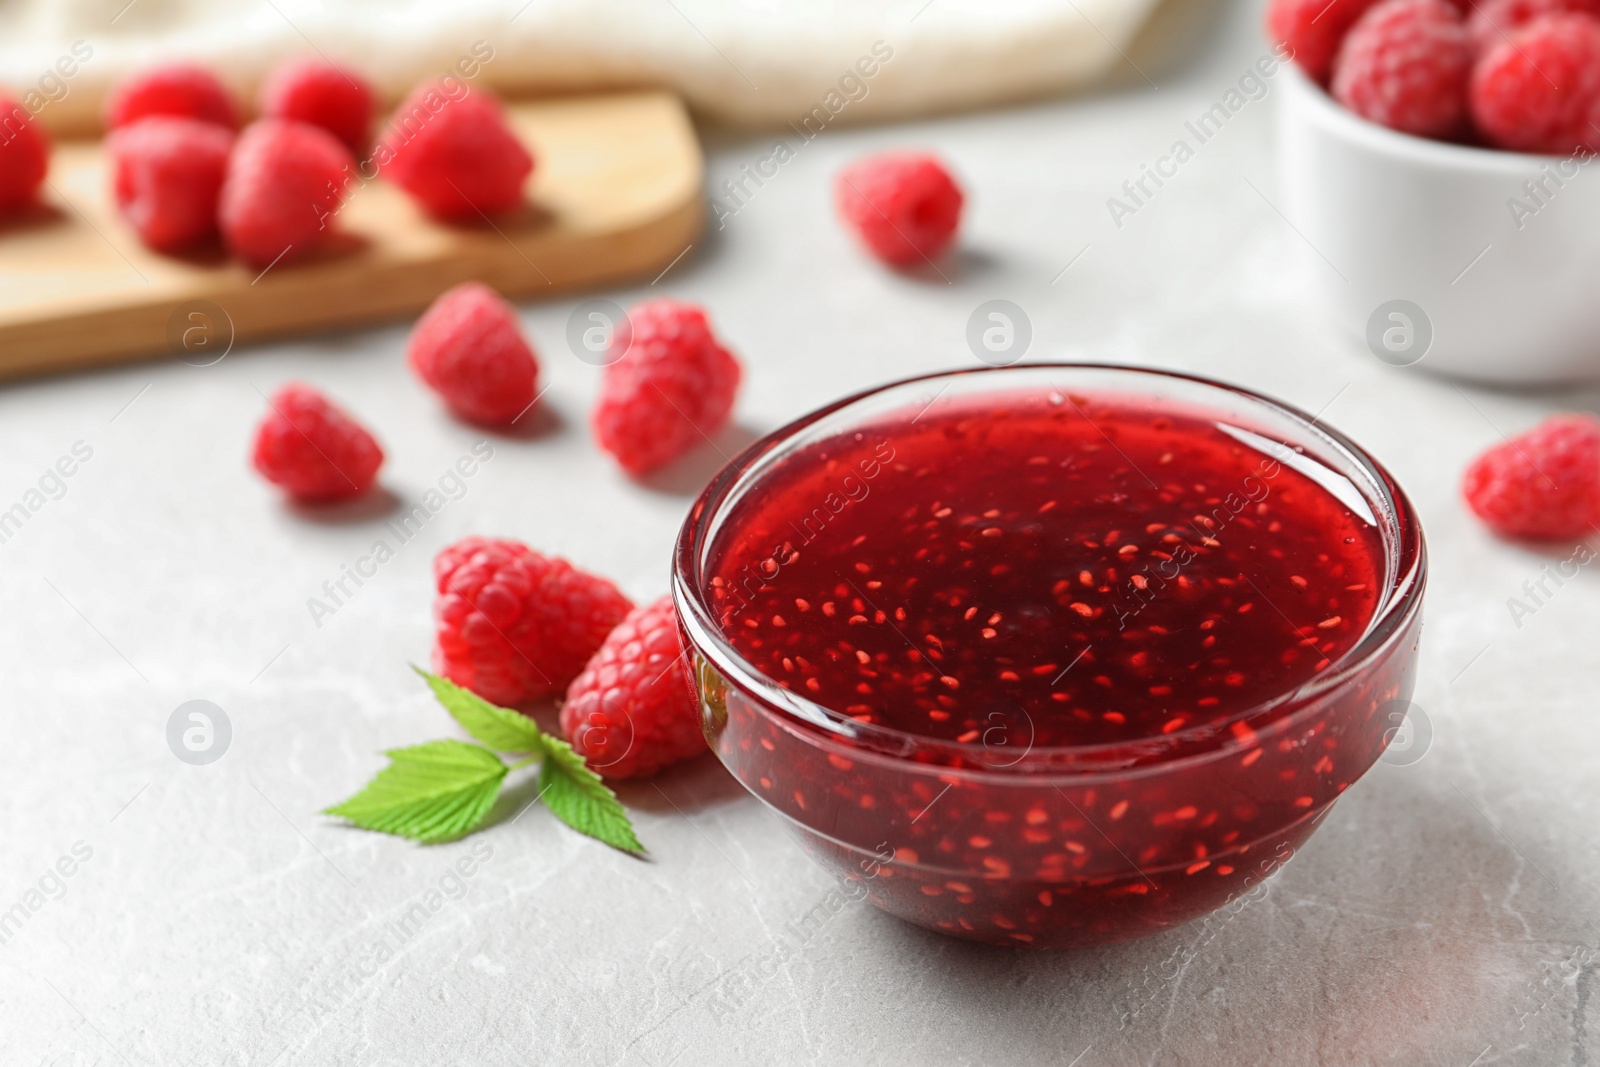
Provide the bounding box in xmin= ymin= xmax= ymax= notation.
xmin=676 ymin=367 xmax=1425 ymax=948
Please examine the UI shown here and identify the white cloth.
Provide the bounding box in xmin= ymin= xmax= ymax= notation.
xmin=0 ymin=0 xmax=1161 ymax=131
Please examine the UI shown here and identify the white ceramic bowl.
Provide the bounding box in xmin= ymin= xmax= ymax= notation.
xmin=1278 ymin=63 xmax=1600 ymax=383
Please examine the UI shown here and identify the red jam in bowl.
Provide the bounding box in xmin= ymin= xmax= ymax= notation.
xmin=675 ymin=366 xmax=1425 ymax=948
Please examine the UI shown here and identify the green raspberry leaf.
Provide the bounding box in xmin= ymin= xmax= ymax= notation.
xmin=325 ymin=740 xmax=507 ymax=844
xmin=414 ymin=666 xmax=546 ymax=753
xmin=538 ymin=735 xmax=644 ymax=854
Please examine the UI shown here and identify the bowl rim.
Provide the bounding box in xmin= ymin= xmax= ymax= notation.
xmin=672 ymin=362 xmax=1427 ymax=773
xmin=1281 ymin=60 xmax=1577 ymax=173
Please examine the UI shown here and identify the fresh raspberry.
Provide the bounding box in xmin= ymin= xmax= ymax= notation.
xmin=1470 ymin=13 xmax=1600 ymax=153
xmin=218 ymin=119 xmax=353 ymax=267
xmin=561 ymin=596 xmax=704 ymax=780
xmin=1462 ymin=413 xmax=1600 ymax=539
xmin=0 ymin=97 xmax=49 ymax=213
xmin=107 ymin=117 xmax=233 ymax=252
xmin=1332 ymin=0 xmax=1472 ymax=138
xmin=433 ymin=537 xmax=633 ymax=707
xmin=1266 ymin=0 xmax=1382 ymax=83
xmin=1467 ymin=0 xmax=1600 ymax=53
xmin=105 ymin=64 xmax=238 ymax=131
xmin=591 ymin=299 xmax=742 ymax=476
xmin=378 ymin=83 xmax=532 ymax=220
xmin=407 ymin=282 xmax=539 ymax=427
xmin=251 ymin=382 xmax=383 ymax=503
xmin=259 ymin=58 xmax=375 ymax=156
xmin=834 ymin=152 xmax=963 ymax=268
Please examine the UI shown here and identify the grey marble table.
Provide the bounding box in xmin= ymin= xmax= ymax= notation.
xmin=3 ymin=2 xmax=1596 ymax=1064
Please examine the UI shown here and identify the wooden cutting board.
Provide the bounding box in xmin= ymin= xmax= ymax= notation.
xmin=0 ymin=91 xmax=703 ymax=381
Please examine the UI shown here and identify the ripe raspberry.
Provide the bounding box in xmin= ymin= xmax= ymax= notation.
xmin=218 ymin=119 xmax=354 ymax=267
xmin=105 ymin=64 xmax=238 ymax=131
xmin=561 ymin=596 xmax=704 ymax=780
xmin=1266 ymin=0 xmax=1382 ymax=83
xmin=434 ymin=537 xmax=633 ymax=707
xmin=0 ymin=96 xmax=49 ymax=213
xmin=834 ymin=152 xmax=963 ymax=268
xmin=1467 ymin=0 xmax=1600 ymax=54
xmin=378 ymin=83 xmax=532 ymax=220
xmin=107 ymin=117 xmax=233 ymax=252
xmin=1462 ymin=413 xmax=1600 ymax=539
xmin=1470 ymin=13 xmax=1600 ymax=154
xmin=259 ymin=58 xmax=375 ymax=155
xmin=407 ymin=282 xmax=539 ymax=427
xmin=251 ymin=382 xmax=383 ymax=503
xmin=1332 ymin=0 xmax=1472 ymax=138
xmin=591 ymin=299 xmax=742 ymax=476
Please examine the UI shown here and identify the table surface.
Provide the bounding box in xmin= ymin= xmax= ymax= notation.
xmin=5 ymin=4 xmax=1598 ymax=1065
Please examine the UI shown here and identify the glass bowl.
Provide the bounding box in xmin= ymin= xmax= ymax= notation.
xmin=672 ymin=364 xmax=1426 ymax=948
